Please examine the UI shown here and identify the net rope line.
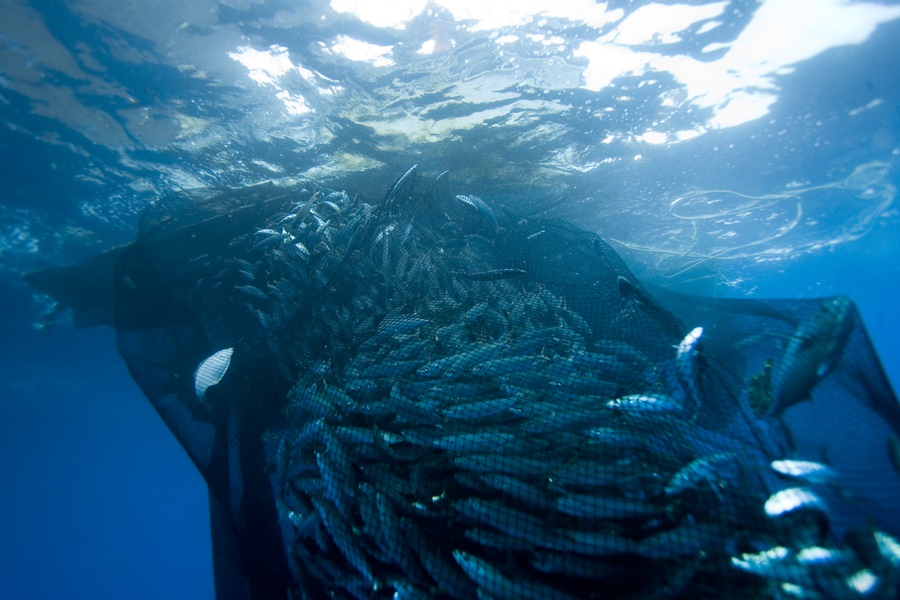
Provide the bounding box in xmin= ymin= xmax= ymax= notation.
xmin=612 ymin=160 xmax=895 ymax=278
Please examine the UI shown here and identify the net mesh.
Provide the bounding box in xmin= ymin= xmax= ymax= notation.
xmin=111 ymin=167 xmax=900 ymax=599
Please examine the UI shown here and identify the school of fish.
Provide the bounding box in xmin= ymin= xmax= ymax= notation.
xmin=188 ymin=167 xmax=900 ymax=599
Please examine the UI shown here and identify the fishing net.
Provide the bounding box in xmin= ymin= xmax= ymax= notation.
xmin=34 ymin=167 xmax=900 ymax=599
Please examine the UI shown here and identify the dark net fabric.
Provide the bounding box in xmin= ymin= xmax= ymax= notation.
xmin=113 ymin=168 xmax=900 ymax=599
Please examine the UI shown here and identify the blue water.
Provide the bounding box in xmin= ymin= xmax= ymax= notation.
xmin=2 ymin=1 xmax=899 ymax=598
xmin=0 ymin=280 xmax=213 ymax=598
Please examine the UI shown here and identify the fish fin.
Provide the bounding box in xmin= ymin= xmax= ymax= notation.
xmin=383 ymin=164 xmax=418 ymax=213
xmin=429 ymin=169 xmax=451 ymax=201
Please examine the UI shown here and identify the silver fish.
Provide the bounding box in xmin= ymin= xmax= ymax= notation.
xmin=764 ymin=487 xmax=826 ymax=518
xmin=607 ymin=393 xmax=682 ymax=416
xmin=457 ymin=498 xmax=551 ymax=545
xmin=193 ymin=347 xmax=234 ymax=402
xmin=453 ymin=550 xmax=576 ymax=600
xmin=310 ymin=496 xmax=375 ymax=584
xmin=665 ymin=452 xmax=741 ymax=497
xmin=676 ymin=326 xmax=703 ymax=417
xmin=770 ymin=296 xmax=854 ymax=417
xmin=440 ymin=396 xmax=518 ymax=421
xmin=873 ymin=530 xmax=900 ymax=566
xmin=730 ymin=545 xmax=792 ymax=576
xmin=454 ymin=194 xmax=499 ymax=232
xmin=846 ymin=569 xmax=879 ymax=596
xmin=236 ymin=284 xmax=268 ymax=300
xmin=457 ymin=268 xmax=525 ymax=282
xmin=556 ymin=494 xmax=660 ymax=521
xmin=770 ymin=459 xmax=838 ymax=483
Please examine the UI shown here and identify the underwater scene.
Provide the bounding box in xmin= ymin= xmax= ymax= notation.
xmin=2 ymin=1 xmax=900 ymax=599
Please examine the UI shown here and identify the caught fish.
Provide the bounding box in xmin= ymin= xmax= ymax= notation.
xmin=457 ymin=268 xmax=526 ymax=282
xmin=290 ymin=192 xmax=320 ymax=230
xmin=236 ymin=284 xmax=268 ymax=300
xmin=676 ymin=326 xmax=703 ymax=418
xmin=770 ymin=297 xmax=854 ymax=417
xmin=452 ymin=550 xmax=575 ymax=600
xmin=770 ymin=459 xmax=838 ymax=484
xmin=795 ymin=546 xmax=851 ymax=566
xmin=665 ymin=452 xmax=741 ymax=497
xmin=477 ymin=473 xmax=551 ymax=510
xmin=193 ymin=347 xmax=234 ymax=402
xmin=730 ymin=546 xmax=792 ymax=577
xmin=383 ymin=164 xmax=417 ymax=212
xmin=451 ymin=551 xmax=519 ymax=599
xmin=440 ymin=396 xmax=519 ymax=421
xmin=454 ymin=194 xmax=499 ymax=232
xmin=639 ymin=521 xmax=724 ymax=560
xmin=433 ymin=432 xmax=517 ymax=453
xmin=469 ymin=355 xmax=536 ymax=377
xmin=607 ymin=393 xmax=682 ymax=416
xmin=764 ymin=487 xmax=826 ymax=518
xmin=556 ymin=494 xmax=660 ymax=521
xmin=846 ymin=569 xmax=879 ymax=595
xmin=874 ymin=530 xmax=900 ymax=566
xmin=375 ymin=315 xmax=429 ymax=336
xmin=310 ymin=496 xmax=375 ymax=584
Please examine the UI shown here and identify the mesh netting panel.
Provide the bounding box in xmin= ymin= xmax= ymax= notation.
xmin=113 ymin=168 xmax=900 ymax=599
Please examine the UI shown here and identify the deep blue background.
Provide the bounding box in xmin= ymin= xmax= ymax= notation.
xmin=0 ymin=280 xmax=214 ymax=599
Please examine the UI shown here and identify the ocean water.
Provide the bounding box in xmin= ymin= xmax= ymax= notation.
xmin=1 ymin=1 xmax=899 ymax=598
